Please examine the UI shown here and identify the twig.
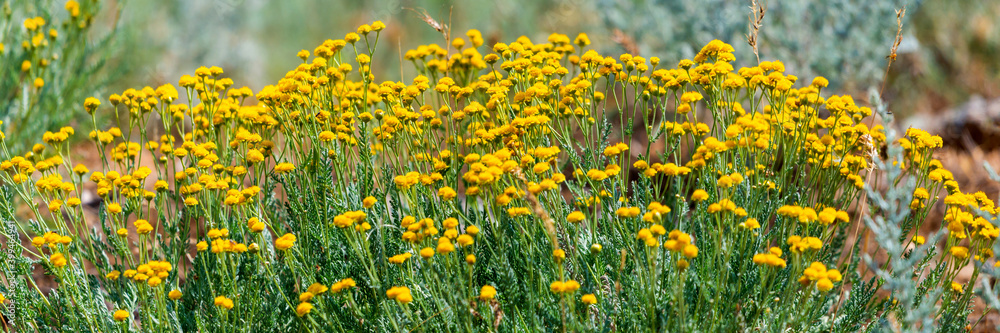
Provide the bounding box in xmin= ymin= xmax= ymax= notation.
xmin=745 ymin=0 xmax=766 ymax=64
xmin=879 ymin=6 xmax=906 ymax=101
xmin=406 ymin=7 xmax=449 ymax=39
xmin=611 ymin=29 xmax=639 ymax=56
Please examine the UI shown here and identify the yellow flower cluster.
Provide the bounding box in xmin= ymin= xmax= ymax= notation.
xmin=386 ymin=286 xmax=413 ymax=303
xmin=799 ymin=262 xmax=842 ymax=292
xmin=549 ymin=280 xmax=581 ymax=294
xmin=752 ymin=247 xmax=787 ymax=268
xmin=123 ymin=260 xmax=173 ymax=287
xmin=787 ymin=235 xmax=823 ymax=253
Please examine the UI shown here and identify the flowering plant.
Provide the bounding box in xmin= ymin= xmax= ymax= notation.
xmin=0 ymin=22 xmax=994 ymax=332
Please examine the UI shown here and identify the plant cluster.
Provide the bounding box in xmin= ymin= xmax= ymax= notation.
xmin=0 ymin=0 xmax=126 ymax=152
xmin=0 ymin=21 xmax=995 ymax=332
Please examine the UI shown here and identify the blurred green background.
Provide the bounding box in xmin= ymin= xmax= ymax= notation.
xmin=115 ymin=0 xmax=998 ymax=114
xmin=2 ymin=0 xmax=999 ymax=148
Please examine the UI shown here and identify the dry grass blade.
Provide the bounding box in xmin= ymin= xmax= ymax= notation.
xmin=406 ymin=7 xmax=449 ymax=40
xmin=611 ymin=29 xmax=640 ymax=56
xmin=880 ymin=6 xmax=906 ymax=99
xmin=490 ymin=300 xmax=504 ymax=330
xmin=512 ymin=167 xmax=561 ymax=250
xmin=746 ymin=0 xmax=766 ymax=64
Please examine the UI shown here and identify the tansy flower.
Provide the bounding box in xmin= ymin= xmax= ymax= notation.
xmin=420 ymin=247 xmax=434 ymax=259
xmin=363 ymin=196 xmax=377 ymax=208
xmin=950 ymin=246 xmax=969 ymax=259
xmin=50 ymin=253 xmax=68 ymax=267
xmin=386 ymin=286 xmax=413 ymax=303
xmin=275 ymin=233 xmax=297 ymax=251
xmin=752 ymin=247 xmax=787 ymax=268
xmin=799 ymin=262 xmax=842 ymax=292
xmin=691 ymin=189 xmax=709 ymax=202
xmin=457 ymin=234 xmax=474 ymax=247
xmin=438 ymin=186 xmax=457 ymax=200
xmin=389 ymin=253 xmax=412 ymax=264
xmin=581 ymin=294 xmax=597 ymax=305
xmin=135 ymin=219 xmax=153 ymax=235
xmin=245 ymin=149 xmax=264 ymax=163
xmin=466 ymin=225 xmax=480 ymax=236
xmin=274 ymin=162 xmax=295 ymax=174
xmin=168 ymin=289 xmax=182 ymax=300
xmin=567 ymin=211 xmax=585 ymax=223
xmin=214 ymin=296 xmax=234 ymax=309
xmin=549 ymin=280 xmax=581 ymax=294
xmin=574 ymin=33 xmax=591 ymax=47
xmin=113 ymin=309 xmax=130 ymax=321
xmin=296 ymin=302 xmax=314 ymax=317
xmin=740 ymin=218 xmax=760 ymax=230
xmin=479 ymin=285 xmax=497 ymax=301
xmin=553 ymin=249 xmax=566 ymax=263
xmin=106 ymin=202 xmax=122 ymax=214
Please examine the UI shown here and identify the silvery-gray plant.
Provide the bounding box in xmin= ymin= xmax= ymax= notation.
xmin=597 ymin=0 xmax=921 ymax=90
xmin=861 ymin=88 xmax=958 ymax=332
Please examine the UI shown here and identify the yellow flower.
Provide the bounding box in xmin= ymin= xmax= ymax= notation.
xmin=274 ymin=162 xmax=295 ymax=174
xmin=50 ymin=253 xmax=68 ymax=267
xmin=680 ymin=91 xmax=703 ymax=103
xmin=740 ymin=218 xmax=760 ymax=230
xmin=135 ymin=219 xmax=153 ymax=235
xmin=113 ymin=309 xmax=130 ymax=321
xmin=106 ymin=202 xmax=122 ymax=214
xmin=168 ymin=289 xmax=182 ymax=300
xmin=581 ymin=294 xmax=597 ymax=305
xmin=389 ymin=253 xmax=412 ymax=264
xmin=311 ymin=282 xmax=332 ymax=294
xmin=567 ymin=211 xmax=586 ymax=223
xmin=386 ymin=286 xmax=413 ymax=303
xmin=811 ymin=76 xmax=829 ymax=88
xmin=466 ymin=225 xmax=480 ymax=236
xmin=553 ymin=249 xmax=566 ymax=263
xmin=549 ymin=280 xmax=580 ymax=294
xmin=275 ymin=233 xmax=297 ymax=251
xmin=479 ymin=285 xmax=497 ymax=301
xmin=245 ymin=149 xmax=265 ymax=163
xmin=691 ymin=189 xmax=709 ymax=202
xmin=296 ymin=302 xmax=314 ymax=317
xmin=83 ymin=97 xmax=101 ymax=114
xmin=437 ymin=238 xmax=455 ymax=254
xmin=214 ymin=296 xmax=234 ymax=309
xmin=950 ymin=246 xmax=969 ymax=259
xmin=363 ymin=196 xmax=377 ymax=208
xmin=438 ymin=186 xmax=457 ymax=200
xmin=420 ymin=247 xmax=434 ymax=259
xmin=196 ymin=241 xmax=208 ymax=251
xmin=574 ymin=33 xmax=590 ymax=47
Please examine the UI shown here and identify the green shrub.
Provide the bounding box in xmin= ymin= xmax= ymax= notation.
xmin=0 ymin=22 xmax=992 ymax=332
xmin=0 ymin=0 xmax=126 ymax=152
